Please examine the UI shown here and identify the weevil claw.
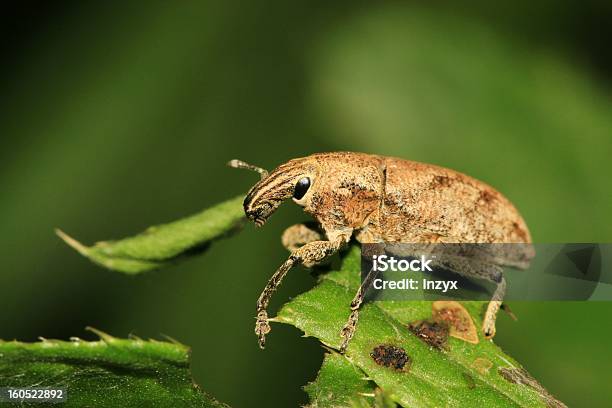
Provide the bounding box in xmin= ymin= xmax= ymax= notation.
xmin=255 ymin=310 xmax=271 ymax=349
xmin=483 ymin=321 xmax=496 ymax=339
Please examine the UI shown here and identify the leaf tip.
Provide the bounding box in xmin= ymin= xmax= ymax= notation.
xmin=56 ymin=228 xmax=89 ymax=255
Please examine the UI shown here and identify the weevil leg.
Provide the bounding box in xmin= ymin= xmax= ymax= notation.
xmin=339 ymin=265 xmax=380 ymax=353
xmin=443 ymin=261 xmax=506 ymax=339
xmin=420 ymin=251 xmax=508 ymax=339
xmin=255 ymin=235 xmax=348 ymax=349
xmin=447 ymin=262 xmax=506 ymax=339
xmin=483 ymin=276 xmax=506 ymax=339
xmin=281 ymin=222 xmax=324 ymax=257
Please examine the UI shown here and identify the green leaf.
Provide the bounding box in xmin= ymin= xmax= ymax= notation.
xmin=305 ymin=352 xmax=398 ymax=408
xmin=57 ymin=195 xmax=245 ymax=274
xmin=276 ymin=246 xmax=566 ymax=408
xmin=0 ymin=328 xmax=228 ymax=408
xmin=304 ymin=352 xmax=374 ymax=408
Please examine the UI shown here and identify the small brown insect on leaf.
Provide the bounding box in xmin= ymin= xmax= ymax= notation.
xmin=370 ymin=344 xmax=411 ymax=371
xmin=408 ymin=320 xmax=449 ymax=350
xmin=232 ymin=152 xmax=532 ymax=350
xmin=432 ymin=301 xmax=479 ymax=344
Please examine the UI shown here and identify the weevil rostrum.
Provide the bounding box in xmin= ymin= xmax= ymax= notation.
xmin=229 ymin=152 xmax=533 ymax=352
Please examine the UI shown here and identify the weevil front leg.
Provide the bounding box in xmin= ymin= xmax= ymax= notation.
xmin=281 ymin=223 xmax=324 ymax=259
xmin=255 ymin=233 xmax=349 ymax=349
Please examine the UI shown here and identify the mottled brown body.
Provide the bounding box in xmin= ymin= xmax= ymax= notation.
xmin=271 ymin=152 xmax=531 ymax=244
xmin=231 ymin=152 xmax=532 ymax=351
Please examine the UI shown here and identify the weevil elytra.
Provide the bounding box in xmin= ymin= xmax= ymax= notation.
xmin=229 ymin=152 xmax=533 ymax=352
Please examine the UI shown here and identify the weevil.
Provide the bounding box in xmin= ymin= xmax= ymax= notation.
xmin=229 ymin=152 xmax=533 ymax=352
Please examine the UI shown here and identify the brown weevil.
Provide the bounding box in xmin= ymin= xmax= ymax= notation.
xmin=229 ymin=152 xmax=533 ymax=352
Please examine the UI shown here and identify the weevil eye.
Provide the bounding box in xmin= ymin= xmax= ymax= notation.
xmin=293 ymin=177 xmax=311 ymax=200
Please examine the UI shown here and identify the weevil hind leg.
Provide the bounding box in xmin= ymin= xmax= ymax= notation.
xmin=483 ymin=276 xmax=506 ymax=339
xmin=429 ymin=255 xmax=507 ymax=339
xmin=255 ymin=235 xmax=348 ymax=349
xmin=339 ymin=265 xmax=380 ymax=353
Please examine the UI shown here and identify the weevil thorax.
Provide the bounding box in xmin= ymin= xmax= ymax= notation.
xmin=302 ymin=152 xmax=384 ymax=233
xmin=243 ymin=157 xmax=318 ymax=226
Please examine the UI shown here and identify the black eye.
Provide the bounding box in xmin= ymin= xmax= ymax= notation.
xmin=293 ymin=177 xmax=310 ymax=200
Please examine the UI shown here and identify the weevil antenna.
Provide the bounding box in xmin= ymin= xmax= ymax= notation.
xmin=227 ymin=159 xmax=269 ymax=180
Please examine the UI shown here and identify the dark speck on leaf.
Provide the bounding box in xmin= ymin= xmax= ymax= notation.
xmin=370 ymin=344 xmax=411 ymax=371
xmin=408 ymin=320 xmax=449 ymax=350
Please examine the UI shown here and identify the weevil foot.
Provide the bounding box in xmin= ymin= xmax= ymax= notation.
xmin=483 ymin=300 xmax=501 ymax=339
xmin=255 ymin=310 xmax=271 ymax=349
xmin=339 ymin=309 xmax=359 ymax=353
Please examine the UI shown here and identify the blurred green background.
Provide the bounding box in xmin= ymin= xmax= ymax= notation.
xmin=1 ymin=1 xmax=611 ymax=407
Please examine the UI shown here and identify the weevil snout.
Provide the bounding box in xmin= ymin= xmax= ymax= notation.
xmin=243 ymin=193 xmax=274 ymax=227
xmin=229 ymin=157 xmax=317 ymax=227
xmin=242 ymin=172 xmax=306 ymax=226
